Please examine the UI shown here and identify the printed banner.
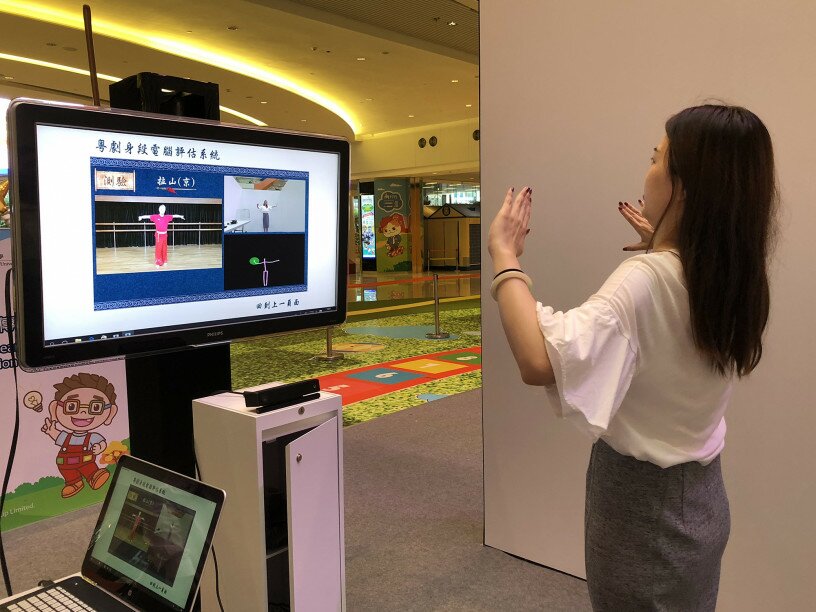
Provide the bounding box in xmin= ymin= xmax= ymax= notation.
xmin=374 ymin=179 xmax=412 ymax=272
xmin=0 ymin=223 xmax=130 ymax=532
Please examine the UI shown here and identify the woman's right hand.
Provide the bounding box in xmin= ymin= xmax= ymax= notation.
xmin=618 ymin=199 xmax=654 ymax=251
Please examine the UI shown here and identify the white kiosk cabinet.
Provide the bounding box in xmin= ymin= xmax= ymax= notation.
xmin=193 ymin=389 xmax=345 ymax=611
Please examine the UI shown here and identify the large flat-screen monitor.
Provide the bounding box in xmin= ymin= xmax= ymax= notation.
xmin=7 ymin=99 xmax=349 ymax=369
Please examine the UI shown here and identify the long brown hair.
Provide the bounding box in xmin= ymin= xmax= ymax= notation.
xmin=664 ymin=105 xmax=778 ymax=377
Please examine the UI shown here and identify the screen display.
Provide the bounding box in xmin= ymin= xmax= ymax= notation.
xmin=9 ymin=101 xmax=349 ymax=367
xmin=88 ymin=463 xmax=219 ymax=611
xmin=38 ymin=124 xmax=338 ymax=343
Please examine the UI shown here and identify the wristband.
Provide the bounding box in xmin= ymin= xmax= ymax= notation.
xmin=490 ymin=270 xmax=533 ymax=301
xmin=493 ymin=267 xmax=524 ymax=280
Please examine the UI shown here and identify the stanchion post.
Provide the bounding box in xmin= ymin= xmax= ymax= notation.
xmin=316 ymin=325 xmax=345 ymax=361
xmin=426 ymin=273 xmax=450 ymax=339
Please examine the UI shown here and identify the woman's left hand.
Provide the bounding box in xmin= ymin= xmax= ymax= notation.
xmin=488 ymin=186 xmax=532 ymax=259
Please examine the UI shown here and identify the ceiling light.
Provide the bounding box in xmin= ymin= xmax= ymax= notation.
xmin=365 ymin=98 xmax=373 ymax=101
xmin=0 ymin=51 xmax=118 ymax=81
xmin=356 ymin=57 xmax=366 ymax=61
xmin=448 ymin=21 xmax=457 ymax=26
xmin=0 ymin=2 xmax=360 ymax=133
xmin=219 ymin=105 xmax=266 ymax=126
xmin=408 ymin=114 xmax=414 ymax=118
xmin=260 ymin=101 xmax=268 ymax=104
xmin=4 ymin=75 xmax=13 ymax=80
xmin=451 ymin=79 xmax=459 ymax=83
xmin=227 ymin=25 xmax=238 ymax=31
xmin=186 ymin=30 xmax=193 ymax=34
xmin=45 ymin=42 xmax=57 ymax=47
xmin=465 ymin=104 xmax=472 ymax=107
xmin=62 ymin=47 xmax=78 ymax=52
xmin=301 ymin=119 xmax=307 ymax=122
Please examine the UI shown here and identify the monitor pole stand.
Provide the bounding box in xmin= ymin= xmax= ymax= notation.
xmin=125 ymin=343 xmax=231 ymax=477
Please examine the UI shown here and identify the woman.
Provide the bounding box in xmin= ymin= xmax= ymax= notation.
xmin=258 ymin=199 xmax=271 ymax=232
xmin=488 ymin=105 xmax=777 ymax=611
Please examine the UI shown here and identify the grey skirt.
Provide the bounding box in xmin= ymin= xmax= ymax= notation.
xmin=585 ymin=440 xmax=730 ymax=612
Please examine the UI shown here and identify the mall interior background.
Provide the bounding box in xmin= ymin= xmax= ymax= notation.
xmin=0 ymin=0 xmax=484 ymax=529
xmin=0 ymin=0 xmax=482 ymax=289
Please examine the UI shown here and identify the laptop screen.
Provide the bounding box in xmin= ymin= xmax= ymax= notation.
xmin=83 ymin=455 xmax=223 ymax=612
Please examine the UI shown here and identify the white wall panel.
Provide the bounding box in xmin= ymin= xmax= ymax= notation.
xmin=481 ymin=1 xmax=816 ymax=609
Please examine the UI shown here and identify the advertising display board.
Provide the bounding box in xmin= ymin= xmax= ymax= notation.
xmin=373 ymin=178 xmax=411 ymax=272
xmin=0 ymin=98 xmax=130 ymax=531
xmin=1 ymin=227 xmax=130 ymax=531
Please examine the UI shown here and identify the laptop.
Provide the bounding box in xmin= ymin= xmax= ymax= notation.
xmin=1 ymin=455 xmax=225 ymax=612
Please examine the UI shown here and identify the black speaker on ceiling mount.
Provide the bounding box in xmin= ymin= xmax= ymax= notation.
xmin=109 ymin=72 xmax=220 ymax=120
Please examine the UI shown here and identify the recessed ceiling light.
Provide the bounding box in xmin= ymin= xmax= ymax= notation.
xmin=356 ymin=57 xmax=366 ymax=61
xmin=186 ymin=30 xmax=193 ymax=34
xmin=465 ymin=104 xmax=472 ymax=107
xmin=62 ymin=46 xmax=77 ymax=52
xmin=448 ymin=21 xmax=457 ymax=26
xmin=4 ymin=75 xmax=14 ymax=80
xmin=260 ymin=101 xmax=268 ymax=104
xmin=451 ymin=79 xmax=459 ymax=83
xmin=46 ymin=42 xmax=57 ymax=47
xmin=408 ymin=114 xmax=415 ymax=118
xmin=365 ymin=98 xmax=373 ymax=101
xmin=381 ymin=51 xmax=390 ymax=55
xmin=227 ymin=25 xmax=238 ymax=31
xmin=301 ymin=119 xmax=307 ymax=122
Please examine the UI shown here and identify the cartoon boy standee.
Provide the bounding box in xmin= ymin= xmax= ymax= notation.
xmin=378 ymin=212 xmax=408 ymax=257
xmin=41 ymin=373 xmax=119 ymax=499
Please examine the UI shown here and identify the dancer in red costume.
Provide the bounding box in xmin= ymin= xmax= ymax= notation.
xmin=138 ymin=204 xmax=184 ymax=268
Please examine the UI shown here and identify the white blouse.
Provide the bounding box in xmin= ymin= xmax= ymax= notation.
xmin=537 ymin=252 xmax=733 ymax=468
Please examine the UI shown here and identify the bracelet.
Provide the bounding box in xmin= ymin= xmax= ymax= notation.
xmin=493 ymin=267 xmax=524 ymax=280
xmin=490 ymin=270 xmax=533 ymax=301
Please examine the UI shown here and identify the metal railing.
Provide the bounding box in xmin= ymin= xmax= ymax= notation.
xmin=94 ymin=221 xmax=223 ymax=249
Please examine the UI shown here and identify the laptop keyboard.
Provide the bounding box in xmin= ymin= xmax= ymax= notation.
xmin=3 ymin=585 xmax=101 ymax=612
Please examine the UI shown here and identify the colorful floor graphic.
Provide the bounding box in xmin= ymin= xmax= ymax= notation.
xmin=231 ymin=307 xmax=483 ymax=425
xmin=319 ymin=347 xmax=482 ymax=406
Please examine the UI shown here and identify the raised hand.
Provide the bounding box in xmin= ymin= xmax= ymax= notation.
xmin=41 ymin=417 xmax=59 ymax=440
xmin=488 ymin=186 xmax=533 ymax=258
xmin=618 ymin=199 xmax=654 ymax=251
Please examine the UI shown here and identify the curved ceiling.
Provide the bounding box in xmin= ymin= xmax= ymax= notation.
xmin=0 ymin=0 xmax=478 ymax=140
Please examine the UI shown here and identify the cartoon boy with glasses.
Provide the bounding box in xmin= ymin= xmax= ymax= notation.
xmin=41 ymin=373 xmax=119 ymax=498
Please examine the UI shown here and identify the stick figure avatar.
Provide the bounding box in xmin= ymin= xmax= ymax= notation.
xmin=249 ymin=256 xmax=280 ymax=287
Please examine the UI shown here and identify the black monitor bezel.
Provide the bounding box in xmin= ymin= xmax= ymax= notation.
xmin=8 ymin=99 xmax=349 ymax=369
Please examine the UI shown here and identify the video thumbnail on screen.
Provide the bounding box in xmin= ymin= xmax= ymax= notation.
xmin=108 ymin=485 xmax=196 ymax=587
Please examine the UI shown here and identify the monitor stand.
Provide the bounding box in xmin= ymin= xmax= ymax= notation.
xmin=125 ymin=343 xmax=231 ymax=477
